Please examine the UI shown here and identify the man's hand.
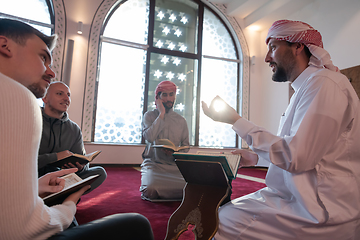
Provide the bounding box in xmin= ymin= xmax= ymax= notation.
xmin=155 ymin=98 xmax=166 ymax=119
xmin=163 ymin=148 xmax=174 ymax=156
xmin=38 ymin=168 xmax=78 ymax=198
xmin=63 ymin=185 xmax=91 ymax=205
xmin=231 ymin=149 xmax=259 ymax=168
xmin=57 ymin=150 xmax=84 ymax=171
xmin=63 ymin=162 xmax=84 ymax=172
xmin=201 ymin=96 xmax=241 ymax=125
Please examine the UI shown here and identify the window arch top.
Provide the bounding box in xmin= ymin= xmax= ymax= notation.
xmin=103 ymin=0 xmax=149 ymax=45
xmin=202 ymin=8 xmax=237 ymax=60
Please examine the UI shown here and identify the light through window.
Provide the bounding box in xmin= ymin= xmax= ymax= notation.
xmin=94 ymin=0 xmax=241 ymax=148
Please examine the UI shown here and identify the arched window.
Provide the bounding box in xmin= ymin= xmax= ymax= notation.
xmin=84 ymin=0 xmax=249 ymax=148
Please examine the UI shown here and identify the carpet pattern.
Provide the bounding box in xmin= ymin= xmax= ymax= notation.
xmin=75 ymin=167 xmax=266 ymax=240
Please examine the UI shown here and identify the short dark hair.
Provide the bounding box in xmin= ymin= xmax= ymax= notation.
xmin=0 ymin=18 xmax=57 ymax=51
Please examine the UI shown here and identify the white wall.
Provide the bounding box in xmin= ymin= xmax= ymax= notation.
xmin=64 ymin=0 xmax=103 ymax=126
xmin=290 ymin=0 xmax=360 ymax=70
xmin=243 ymin=0 xmax=360 ymax=132
xmin=62 ymin=0 xmax=360 ymax=165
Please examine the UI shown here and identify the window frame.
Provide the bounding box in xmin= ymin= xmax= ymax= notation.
xmin=82 ymin=0 xmax=250 ymax=149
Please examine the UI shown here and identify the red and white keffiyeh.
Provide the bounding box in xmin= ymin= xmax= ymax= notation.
xmin=266 ymin=20 xmax=339 ymax=72
xmin=155 ymin=81 xmax=177 ymax=99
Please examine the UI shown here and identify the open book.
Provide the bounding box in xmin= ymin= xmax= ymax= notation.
xmin=152 ymin=139 xmax=190 ymax=152
xmin=173 ymin=151 xmax=241 ymax=179
xmin=48 ymin=150 xmax=101 ymax=168
xmin=42 ymin=173 xmax=99 ymax=206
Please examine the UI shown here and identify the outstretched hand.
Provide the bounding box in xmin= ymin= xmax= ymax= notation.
xmin=201 ymin=96 xmax=241 ymax=125
xmin=38 ymin=168 xmax=78 ymax=198
xmin=231 ymin=149 xmax=259 ymax=168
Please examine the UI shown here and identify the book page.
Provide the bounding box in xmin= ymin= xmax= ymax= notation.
xmin=156 ymin=139 xmax=175 ymax=147
xmin=196 ymin=151 xmax=241 ymax=176
xmin=177 ymin=145 xmax=190 ymax=151
xmin=225 ymin=154 xmax=241 ymax=175
xmin=84 ymin=150 xmax=101 ymax=161
xmin=70 ymin=153 xmax=88 ymax=160
xmin=60 ymin=173 xmax=83 ymax=189
xmin=58 ymin=150 xmax=101 ymax=162
xmin=42 ymin=174 xmax=99 ymax=202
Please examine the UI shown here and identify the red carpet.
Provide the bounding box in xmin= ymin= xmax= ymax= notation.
xmin=75 ymin=166 xmax=266 ymax=240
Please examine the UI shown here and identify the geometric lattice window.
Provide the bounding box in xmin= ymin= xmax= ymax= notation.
xmin=94 ymin=0 xmax=242 ymax=148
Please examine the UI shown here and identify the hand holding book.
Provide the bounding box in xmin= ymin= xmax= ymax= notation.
xmin=231 ymin=149 xmax=258 ymax=167
xmin=42 ymin=172 xmax=99 ymax=206
xmin=48 ymin=150 xmax=102 ymax=168
xmin=38 ymin=168 xmax=78 ymax=198
xmin=63 ymin=183 xmax=91 ymax=205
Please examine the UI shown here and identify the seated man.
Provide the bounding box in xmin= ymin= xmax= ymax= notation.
xmin=140 ymin=81 xmax=190 ymax=200
xmin=0 ymin=18 xmax=153 ymax=240
xmin=202 ymin=19 xmax=360 ymax=239
xmin=38 ymin=81 xmax=106 ymax=193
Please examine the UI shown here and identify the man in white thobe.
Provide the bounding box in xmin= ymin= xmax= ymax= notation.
xmin=140 ymin=81 xmax=190 ymax=200
xmin=202 ymin=19 xmax=360 ymax=240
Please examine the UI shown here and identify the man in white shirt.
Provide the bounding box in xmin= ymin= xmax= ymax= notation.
xmin=203 ymin=19 xmax=360 ymax=240
xmin=0 ymin=18 xmax=153 ymax=240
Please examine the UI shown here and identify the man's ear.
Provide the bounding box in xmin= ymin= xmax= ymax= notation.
xmin=0 ymin=36 xmax=13 ymax=58
xmin=295 ymin=43 xmax=305 ymax=56
xmin=42 ymin=96 xmax=48 ymax=104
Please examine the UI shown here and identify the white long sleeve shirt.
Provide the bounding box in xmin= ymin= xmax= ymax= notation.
xmin=216 ymin=66 xmax=360 ymax=240
xmin=0 ymin=73 xmax=76 ymax=240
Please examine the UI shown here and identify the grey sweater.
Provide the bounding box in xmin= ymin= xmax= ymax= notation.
xmin=38 ymin=108 xmax=86 ymax=169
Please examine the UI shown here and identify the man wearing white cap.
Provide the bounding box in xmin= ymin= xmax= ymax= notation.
xmin=202 ymin=20 xmax=360 ymax=239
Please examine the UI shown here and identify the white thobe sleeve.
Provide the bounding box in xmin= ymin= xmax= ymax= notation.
xmin=233 ymin=76 xmax=352 ymax=173
xmin=142 ymin=111 xmax=165 ymax=143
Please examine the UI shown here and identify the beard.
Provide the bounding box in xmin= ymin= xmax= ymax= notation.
xmin=271 ymin=49 xmax=296 ymax=83
xmin=27 ymin=82 xmax=47 ymax=98
xmin=163 ymin=101 xmax=174 ymax=111
xmin=272 ymin=65 xmax=288 ymax=82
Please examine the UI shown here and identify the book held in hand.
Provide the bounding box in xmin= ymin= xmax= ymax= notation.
xmin=42 ymin=173 xmax=99 ymax=206
xmin=152 ymin=139 xmax=190 ymax=152
xmin=173 ymin=151 xmax=241 ymax=179
xmin=48 ymin=150 xmax=101 ymax=168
